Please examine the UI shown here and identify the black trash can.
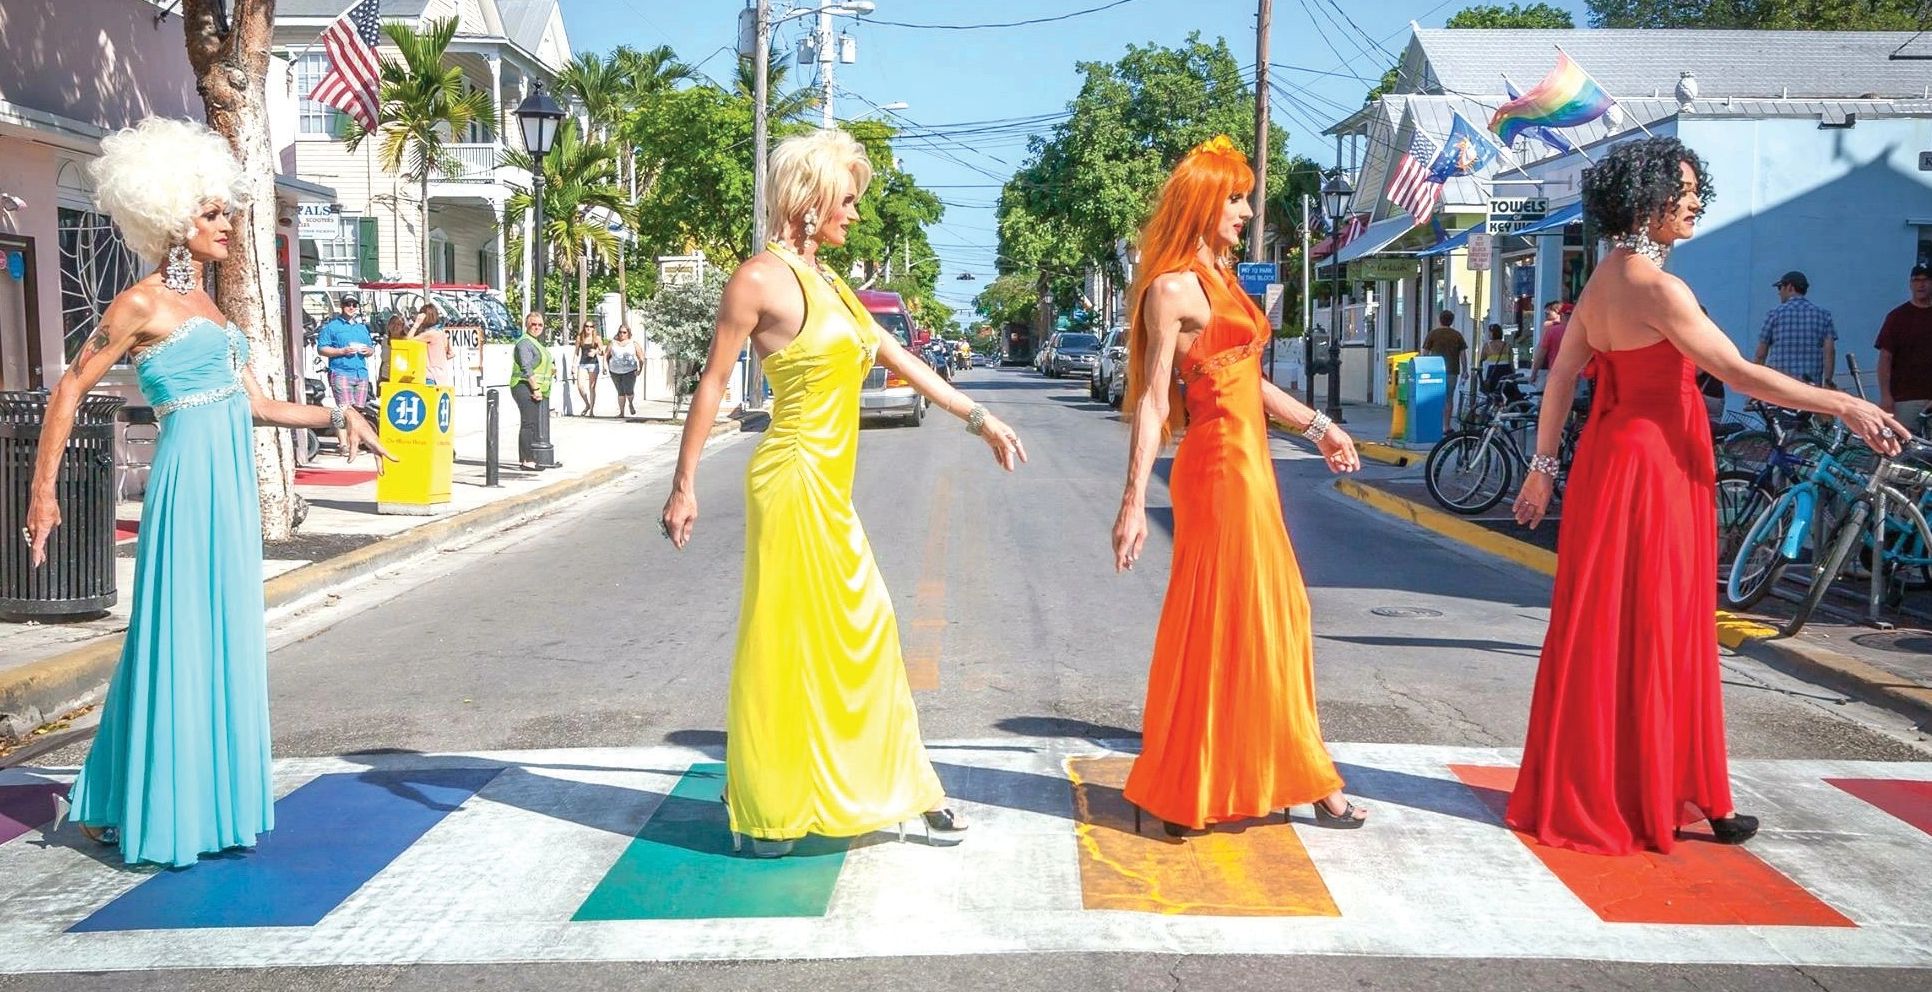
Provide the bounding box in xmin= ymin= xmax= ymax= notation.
xmin=1 ymin=390 xmax=125 ymax=620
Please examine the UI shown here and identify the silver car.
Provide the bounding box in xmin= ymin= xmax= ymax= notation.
xmin=1089 ymin=328 xmax=1127 ymax=402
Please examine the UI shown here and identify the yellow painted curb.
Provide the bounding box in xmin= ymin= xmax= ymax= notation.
xmin=1714 ymin=612 xmax=1780 ymax=649
xmin=1333 ymin=478 xmax=1558 ymax=576
xmin=1358 ymin=441 xmax=1416 ymax=468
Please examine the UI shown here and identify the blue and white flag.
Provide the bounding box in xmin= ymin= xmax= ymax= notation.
xmin=1426 ymin=112 xmax=1506 ymax=182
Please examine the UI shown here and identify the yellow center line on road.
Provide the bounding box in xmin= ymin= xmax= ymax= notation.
xmin=903 ymin=475 xmax=951 ymax=692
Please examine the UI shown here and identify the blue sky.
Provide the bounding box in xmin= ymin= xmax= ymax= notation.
xmin=559 ymin=1 xmax=1593 ymax=314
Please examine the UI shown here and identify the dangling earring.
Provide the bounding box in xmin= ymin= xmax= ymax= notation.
xmin=163 ymin=244 xmax=197 ymax=295
xmin=801 ymin=208 xmax=819 ymax=254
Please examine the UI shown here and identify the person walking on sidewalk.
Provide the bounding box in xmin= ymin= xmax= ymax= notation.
xmin=316 ymin=292 xmax=376 ymax=411
xmin=1424 ymin=310 xmax=1469 ymax=431
xmin=1878 ymin=263 xmax=1932 ymax=431
xmin=1111 ymin=135 xmax=1367 ymax=839
xmin=1511 ymin=137 xmax=1906 ymax=857
xmin=574 ymin=322 xmax=603 ymax=416
xmin=510 ymin=312 xmax=554 ymax=471
xmin=659 ymin=129 xmax=1026 ymax=858
xmin=1534 ymin=300 xmax=1567 ymax=385
xmin=25 ymin=118 xmax=391 ymax=867
xmin=606 ymin=325 xmax=644 ymax=418
xmin=410 ymin=303 xmax=453 ymax=388
xmin=1754 ymin=270 xmax=1837 ymax=386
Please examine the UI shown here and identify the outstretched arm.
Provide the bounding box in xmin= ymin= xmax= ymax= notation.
xmin=876 ymin=335 xmax=1025 ymax=470
xmin=237 ymin=357 xmax=391 ymax=464
xmin=1261 ymin=379 xmax=1359 ymax=473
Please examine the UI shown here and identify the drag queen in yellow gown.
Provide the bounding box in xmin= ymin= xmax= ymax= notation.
xmin=660 ymin=130 xmax=1027 ymax=857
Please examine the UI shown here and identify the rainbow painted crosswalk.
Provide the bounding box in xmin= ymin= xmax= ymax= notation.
xmin=1 ymin=739 xmax=1929 ymax=974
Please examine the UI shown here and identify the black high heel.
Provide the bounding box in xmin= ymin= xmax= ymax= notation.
xmin=1310 ymin=796 xmax=1368 ymax=829
xmin=1709 ymin=813 xmax=1759 ymax=845
xmin=1128 ymin=803 xmax=1204 ymax=837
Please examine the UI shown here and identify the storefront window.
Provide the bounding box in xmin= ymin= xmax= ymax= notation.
xmin=57 ymin=207 xmax=141 ymax=361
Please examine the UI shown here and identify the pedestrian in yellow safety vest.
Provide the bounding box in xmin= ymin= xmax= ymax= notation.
xmin=510 ymin=312 xmax=554 ymax=471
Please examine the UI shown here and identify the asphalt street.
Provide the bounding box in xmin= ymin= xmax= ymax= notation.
xmin=16 ymin=367 xmax=1932 ymax=991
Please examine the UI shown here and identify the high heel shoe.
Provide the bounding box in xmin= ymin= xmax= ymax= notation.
xmin=1310 ymin=795 xmax=1368 ymax=830
xmin=1708 ymin=813 xmax=1760 ymax=845
xmin=1127 ymin=803 xmax=1203 ymax=838
xmin=51 ymin=796 xmax=116 ymax=846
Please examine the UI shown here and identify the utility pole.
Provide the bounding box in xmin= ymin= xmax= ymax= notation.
xmin=748 ymin=0 xmax=772 ymax=408
xmin=1301 ymin=192 xmax=1314 ymax=405
xmin=819 ymin=6 xmax=836 ymax=128
xmin=1248 ymin=0 xmax=1270 ymax=262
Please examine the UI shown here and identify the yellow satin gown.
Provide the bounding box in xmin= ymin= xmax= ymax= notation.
xmin=724 ymin=244 xmax=945 ymax=842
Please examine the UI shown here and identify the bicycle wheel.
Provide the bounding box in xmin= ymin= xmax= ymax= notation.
xmin=1726 ymin=491 xmax=1806 ymax=610
xmin=1719 ymin=430 xmax=1778 ymax=474
xmin=1784 ymin=499 xmax=1871 ymax=636
xmin=1715 ymin=470 xmax=1775 ymax=589
xmin=1425 ymin=432 xmax=1511 ymax=514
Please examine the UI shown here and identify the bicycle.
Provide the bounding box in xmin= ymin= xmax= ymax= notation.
xmin=1774 ymin=438 xmax=1932 ymax=634
xmin=1424 ymin=387 xmax=1585 ymax=515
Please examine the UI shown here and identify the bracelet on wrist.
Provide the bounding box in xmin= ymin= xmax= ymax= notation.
xmin=329 ymin=406 xmax=348 ymax=432
xmin=1301 ymin=411 xmax=1333 ymax=443
xmin=964 ymin=404 xmax=988 ymax=436
xmin=1529 ymin=453 xmax=1561 ymax=478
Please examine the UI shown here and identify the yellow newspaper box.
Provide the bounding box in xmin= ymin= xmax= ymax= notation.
xmin=376 ymin=339 xmax=453 ymax=515
xmin=1385 ymin=350 xmax=1419 ymax=441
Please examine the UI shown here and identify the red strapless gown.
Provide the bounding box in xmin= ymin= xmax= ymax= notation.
xmin=1123 ymin=264 xmax=1344 ymax=829
xmin=1505 ymin=339 xmax=1731 ymax=856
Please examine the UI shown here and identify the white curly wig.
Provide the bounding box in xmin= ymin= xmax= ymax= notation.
xmin=88 ymin=118 xmax=248 ymax=265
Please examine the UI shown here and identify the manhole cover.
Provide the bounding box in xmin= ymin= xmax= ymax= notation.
xmin=1849 ymin=631 xmax=1932 ymax=656
xmin=1369 ymin=606 xmax=1444 ymax=619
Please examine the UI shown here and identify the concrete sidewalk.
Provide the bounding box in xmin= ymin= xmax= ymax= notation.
xmin=1307 ymin=423 xmax=1932 ymax=730
xmin=0 ymin=393 xmax=745 ymax=739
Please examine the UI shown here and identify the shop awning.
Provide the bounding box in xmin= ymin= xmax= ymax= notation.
xmin=1335 ymin=215 xmax=1416 ymax=264
xmin=1417 ymin=226 xmax=1477 ymax=257
xmin=1512 ymin=200 xmax=1583 ymax=237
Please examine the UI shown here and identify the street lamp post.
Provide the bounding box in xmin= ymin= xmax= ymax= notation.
xmin=516 ymin=81 xmax=564 ymax=466
xmin=1320 ymin=169 xmax=1354 ymax=423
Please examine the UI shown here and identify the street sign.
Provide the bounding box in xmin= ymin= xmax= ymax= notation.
xmin=297 ymin=204 xmax=338 ymax=242
xmin=1263 ymin=283 xmax=1285 ymax=328
xmin=1236 ymin=261 xmax=1278 ymax=296
xmin=1351 ymin=258 xmax=1416 ymax=281
xmin=1467 ymin=232 xmax=1493 ymax=270
xmin=1485 ymin=196 xmax=1548 ymax=235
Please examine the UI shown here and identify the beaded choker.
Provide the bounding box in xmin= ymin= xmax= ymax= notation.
xmin=1610 ymin=232 xmax=1670 ymax=267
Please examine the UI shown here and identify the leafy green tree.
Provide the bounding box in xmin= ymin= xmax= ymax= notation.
xmin=996 ymin=33 xmax=1291 ymax=321
xmin=344 ymin=17 xmax=498 ymax=288
xmin=637 ymin=269 xmax=727 ymax=413
xmin=625 ymin=83 xmax=758 ymax=267
xmin=1588 ymin=0 xmax=1923 ymax=27
xmin=974 ymin=271 xmax=1041 ymax=328
xmin=818 ymin=120 xmax=948 ymax=325
xmin=1367 ymin=3 xmax=1575 ymax=101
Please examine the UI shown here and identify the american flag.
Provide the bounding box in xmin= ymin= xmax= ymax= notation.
xmin=308 ymin=0 xmax=384 ymax=131
xmin=1386 ymin=129 xmax=1443 ymax=223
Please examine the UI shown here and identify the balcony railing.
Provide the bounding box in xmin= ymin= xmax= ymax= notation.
xmin=442 ymin=143 xmax=503 ymax=182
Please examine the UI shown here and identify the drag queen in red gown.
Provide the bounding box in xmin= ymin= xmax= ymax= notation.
xmin=1510 ymin=137 xmax=1907 ymax=856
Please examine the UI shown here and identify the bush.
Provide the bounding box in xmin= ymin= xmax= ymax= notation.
xmin=637 ymin=270 xmax=726 ymax=412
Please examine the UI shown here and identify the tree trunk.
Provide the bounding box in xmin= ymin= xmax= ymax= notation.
xmin=421 ymin=171 xmax=432 ymax=288
xmin=182 ymin=0 xmax=296 ymax=541
xmin=579 ymin=238 xmax=591 ymax=335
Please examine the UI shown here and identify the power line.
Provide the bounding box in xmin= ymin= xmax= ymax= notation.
xmin=867 ymin=0 xmax=1145 ymax=30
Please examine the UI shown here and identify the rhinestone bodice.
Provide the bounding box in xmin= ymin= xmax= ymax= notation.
xmin=134 ymin=316 xmax=250 ymax=417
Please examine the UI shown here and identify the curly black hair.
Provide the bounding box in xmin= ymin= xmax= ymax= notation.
xmin=1579 ymin=136 xmax=1712 ymax=238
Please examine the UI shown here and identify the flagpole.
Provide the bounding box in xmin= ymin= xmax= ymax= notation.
xmin=1501 ymin=71 xmax=1594 ymax=164
xmin=1555 ymin=44 xmax=1656 ymax=139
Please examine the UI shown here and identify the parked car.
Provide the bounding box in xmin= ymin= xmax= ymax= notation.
xmin=1035 ymin=333 xmax=1057 ymax=374
xmin=1089 ymin=328 xmax=1127 ymax=401
xmin=854 ymin=289 xmax=925 ymax=426
xmin=1046 ymin=331 xmax=1101 ymax=379
xmin=1107 ymin=359 xmax=1127 ymax=409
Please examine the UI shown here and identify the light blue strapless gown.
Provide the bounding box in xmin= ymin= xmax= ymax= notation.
xmin=68 ymin=315 xmax=273 ymax=867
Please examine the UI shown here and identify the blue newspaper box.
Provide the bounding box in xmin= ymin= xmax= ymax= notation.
xmin=1403 ymin=355 xmax=1447 ymax=446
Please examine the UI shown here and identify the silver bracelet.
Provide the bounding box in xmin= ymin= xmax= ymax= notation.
xmin=964 ymin=404 xmax=988 ymax=436
xmin=1529 ymin=453 xmax=1561 ymax=478
xmin=1301 ymin=411 xmax=1333 ymax=443
xmin=329 ymin=406 xmax=348 ymax=432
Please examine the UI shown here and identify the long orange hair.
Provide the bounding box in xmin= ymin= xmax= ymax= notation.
xmin=1124 ymin=136 xmax=1254 ymax=445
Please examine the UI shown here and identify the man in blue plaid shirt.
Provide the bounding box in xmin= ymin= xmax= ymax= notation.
xmin=1754 ymin=271 xmax=1837 ymax=385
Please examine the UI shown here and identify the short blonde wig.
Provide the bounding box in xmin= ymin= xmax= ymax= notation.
xmin=765 ymin=129 xmax=873 ymax=238
xmin=89 ymin=117 xmax=248 ymax=265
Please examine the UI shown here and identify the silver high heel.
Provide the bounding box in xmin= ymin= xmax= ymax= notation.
xmin=51 ymin=795 xmax=116 ymax=846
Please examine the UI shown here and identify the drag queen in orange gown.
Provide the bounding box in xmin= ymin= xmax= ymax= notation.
xmin=1111 ymin=136 xmax=1368 ymax=836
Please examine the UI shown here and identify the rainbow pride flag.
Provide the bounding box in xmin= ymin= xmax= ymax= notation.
xmin=1489 ymin=52 xmax=1615 ymax=145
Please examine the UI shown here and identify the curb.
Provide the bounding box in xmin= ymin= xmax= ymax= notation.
xmin=1268 ymin=429 xmax=1414 ymax=468
xmin=1337 ymin=478 xmax=1932 ymax=729
xmin=0 ymin=417 xmax=758 ymax=741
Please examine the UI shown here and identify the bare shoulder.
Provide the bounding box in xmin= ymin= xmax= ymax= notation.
xmin=1145 ymin=270 xmax=1210 ymax=323
xmin=103 ymin=281 xmax=165 ymax=338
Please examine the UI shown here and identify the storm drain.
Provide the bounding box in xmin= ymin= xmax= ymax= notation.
xmin=1849 ymin=631 xmax=1932 ymax=656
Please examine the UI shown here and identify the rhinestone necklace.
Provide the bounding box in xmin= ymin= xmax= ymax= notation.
xmin=1610 ymin=231 xmax=1670 ymax=267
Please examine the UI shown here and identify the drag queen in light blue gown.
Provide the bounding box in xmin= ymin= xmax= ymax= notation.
xmin=24 ymin=119 xmax=388 ymax=867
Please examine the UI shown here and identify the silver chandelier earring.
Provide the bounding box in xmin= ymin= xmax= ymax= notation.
xmin=801 ymin=208 xmax=819 ymax=253
xmin=163 ymin=244 xmax=197 ymax=295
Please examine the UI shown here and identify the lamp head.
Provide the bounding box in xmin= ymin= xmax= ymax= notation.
xmin=516 ymin=81 xmax=566 ymax=158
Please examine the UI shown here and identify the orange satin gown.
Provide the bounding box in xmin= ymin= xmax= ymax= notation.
xmin=1123 ymin=263 xmax=1345 ymax=829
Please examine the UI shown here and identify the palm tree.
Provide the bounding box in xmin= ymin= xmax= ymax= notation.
xmin=735 ymin=57 xmax=819 ymax=124
xmin=504 ymin=119 xmax=623 ymax=334
xmin=558 ymin=50 xmax=623 ymax=143
xmin=609 ymin=44 xmax=693 ymax=308
xmin=344 ymin=18 xmax=497 ymax=288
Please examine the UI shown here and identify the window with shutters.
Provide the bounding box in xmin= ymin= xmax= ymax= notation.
xmin=357 ymin=217 xmax=381 ymax=281
xmin=312 ymin=215 xmax=361 ymax=284
xmin=290 ymin=53 xmax=347 ymax=137
xmin=443 ymin=241 xmax=456 ymax=283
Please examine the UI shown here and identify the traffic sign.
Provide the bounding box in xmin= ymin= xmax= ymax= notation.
xmin=1263 ymin=283 xmax=1285 ymax=328
xmin=1467 ymin=232 xmax=1493 ymax=270
xmin=1237 ymin=262 xmax=1278 ymax=296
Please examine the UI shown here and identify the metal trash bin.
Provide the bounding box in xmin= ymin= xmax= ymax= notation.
xmin=1 ymin=391 xmax=125 ymax=620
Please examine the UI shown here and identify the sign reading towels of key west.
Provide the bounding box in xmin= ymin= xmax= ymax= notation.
xmin=1485 ymin=196 xmax=1549 ymax=235
xmin=2 ymin=739 xmax=1931 ymax=973
xmin=376 ymin=338 xmax=453 ymax=516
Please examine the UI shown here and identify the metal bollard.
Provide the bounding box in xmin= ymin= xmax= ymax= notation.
xmin=484 ymin=388 xmax=501 ymax=488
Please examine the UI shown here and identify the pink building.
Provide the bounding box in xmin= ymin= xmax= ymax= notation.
xmin=0 ymin=0 xmax=334 ymax=397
